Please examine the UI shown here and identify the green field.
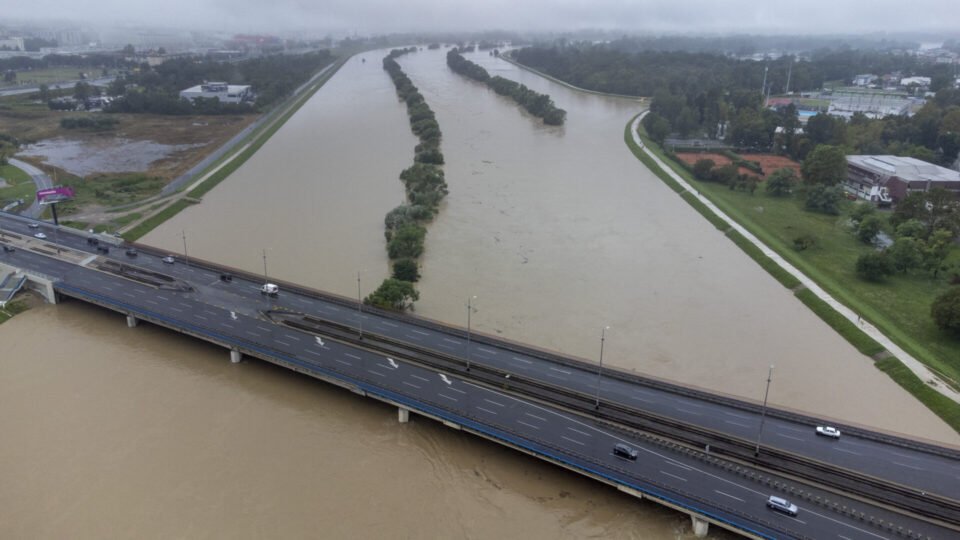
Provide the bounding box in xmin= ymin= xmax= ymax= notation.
xmin=0 ymin=67 xmax=92 ymax=88
xmin=631 ymin=120 xmax=960 ymax=431
xmin=0 ymin=163 xmax=36 ymax=208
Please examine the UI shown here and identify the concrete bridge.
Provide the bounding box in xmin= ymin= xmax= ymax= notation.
xmin=2 ymin=211 xmax=959 ymax=540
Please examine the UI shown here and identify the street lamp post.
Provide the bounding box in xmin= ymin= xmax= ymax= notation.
xmin=465 ymin=295 xmax=477 ymax=372
xmin=181 ymin=231 xmax=189 ymax=266
xmin=754 ymin=365 xmax=774 ymax=457
xmin=357 ymin=270 xmax=364 ymax=340
xmin=595 ymin=326 xmax=610 ymax=409
xmin=262 ymin=248 xmax=268 ymax=284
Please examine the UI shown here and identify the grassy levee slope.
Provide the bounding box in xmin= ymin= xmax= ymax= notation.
xmin=628 ymin=117 xmax=960 ymax=433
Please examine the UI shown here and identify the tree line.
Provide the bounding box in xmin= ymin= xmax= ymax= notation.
xmin=447 ymin=49 xmax=566 ymax=126
xmin=365 ymin=47 xmax=449 ymax=311
xmin=104 ymin=51 xmax=334 ymax=115
xmin=517 ymin=44 xmax=960 ymax=167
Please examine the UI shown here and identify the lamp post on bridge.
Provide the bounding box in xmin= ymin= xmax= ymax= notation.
xmin=465 ymin=295 xmax=477 ymax=372
xmin=594 ymin=326 xmax=610 ymax=410
xmin=754 ymin=365 xmax=774 ymax=457
xmin=357 ymin=270 xmax=364 ymax=340
xmin=181 ymin=230 xmax=189 ymax=267
xmin=262 ymin=248 xmax=269 ymax=285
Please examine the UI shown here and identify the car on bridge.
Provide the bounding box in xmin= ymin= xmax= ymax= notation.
xmin=162 ymin=255 xmax=175 ymax=264
xmin=34 ymin=232 xmax=47 ymax=239
xmin=816 ymin=426 xmax=841 ymax=439
xmin=260 ymin=283 xmax=279 ymax=297
xmin=766 ymin=495 xmax=799 ymax=516
xmin=613 ymin=443 xmax=639 ymax=461
xmin=28 ymin=223 xmax=39 ymax=229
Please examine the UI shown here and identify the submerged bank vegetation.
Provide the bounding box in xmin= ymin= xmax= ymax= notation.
xmin=446 ymin=49 xmax=566 ymax=126
xmin=367 ymin=47 xmax=447 ymax=310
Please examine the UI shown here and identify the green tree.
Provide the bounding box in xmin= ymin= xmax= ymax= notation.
xmin=855 ymin=252 xmax=894 ymax=281
xmin=74 ymin=81 xmax=91 ymax=102
xmin=692 ymin=158 xmax=715 ymax=180
xmin=923 ymin=229 xmax=954 ymax=277
xmin=387 ymin=224 xmax=426 ymax=259
xmin=765 ymin=167 xmax=795 ymax=196
xmin=805 ymin=184 xmax=843 ymax=215
xmin=643 ymin=113 xmax=670 ymax=144
xmin=38 ymin=84 xmax=50 ymax=102
xmin=888 ymin=237 xmax=923 ymax=273
xmin=857 ymin=215 xmax=883 ymax=244
xmin=892 ymin=188 xmax=960 ymax=237
xmin=801 ymin=144 xmax=847 ymax=185
xmin=931 ymin=287 xmax=960 ymax=335
xmin=895 ymin=218 xmax=927 ymax=239
xmin=849 ymin=202 xmax=875 ymax=225
xmin=122 ymin=44 xmax=135 ymax=55
xmin=364 ymin=278 xmax=419 ymax=311
xmin=392 ymin=258 xmax=420 ymax=282
xmin=805 ymin=113 xmax=838 ymax=146
xmin=710 ymin=163 xmax=738 ymax=185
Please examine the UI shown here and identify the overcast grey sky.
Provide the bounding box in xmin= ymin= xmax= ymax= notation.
xmin=6 ymin=0 xmax=959 ymax=35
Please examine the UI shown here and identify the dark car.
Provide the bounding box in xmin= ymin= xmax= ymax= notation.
xmin=2 ymin=245 xmax=14 ymax=253
xmin=613 ymin=443 xmax=639 ymax=461
xmin=125 ymin=248 xmax=138 ymax=257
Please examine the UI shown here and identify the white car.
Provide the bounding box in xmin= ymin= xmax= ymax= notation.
xmin=816 ymin=426 xmax=841 ymax=439
xmin=28 ymin=223 xmax=39 ymax=229
xmin=34 ymin=232 xmax=47 ymax=239
xmin=766 ymin=495 xmax=799 ymax=516
xmin=162 ymin=255 xmax=176 ymax=264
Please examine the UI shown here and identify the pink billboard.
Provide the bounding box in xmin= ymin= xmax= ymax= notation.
xmin=36 ymin=186 xmax=76 ymax=203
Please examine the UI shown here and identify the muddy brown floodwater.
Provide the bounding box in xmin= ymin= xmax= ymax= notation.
xmin=2 ymin=49 xmax=957 ymax=538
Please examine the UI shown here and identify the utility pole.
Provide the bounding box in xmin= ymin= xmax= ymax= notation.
xmin=754 ymin=365 xmax=775 ymax=457
xmin=181 ymin=231 xmax=189 ymax=266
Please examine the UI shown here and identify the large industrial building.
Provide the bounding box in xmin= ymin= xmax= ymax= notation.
xmin=846 ymin=155 xmax=960 ymax=202
xmin=179 ymin=82 xmax=253 ymax=104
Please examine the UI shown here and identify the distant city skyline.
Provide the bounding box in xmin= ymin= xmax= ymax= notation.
xmin=3 ymin=0 xmax=960 ymax=36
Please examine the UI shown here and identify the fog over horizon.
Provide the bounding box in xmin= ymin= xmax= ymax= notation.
xmin=5 ymin=0 xmax=959 ymax=37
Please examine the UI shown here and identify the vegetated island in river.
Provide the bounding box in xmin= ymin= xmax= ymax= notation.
xmin=446 ymin=48 xmax=566 ymax=126
xmin=367 ymin=47 xmax=448 ymax=311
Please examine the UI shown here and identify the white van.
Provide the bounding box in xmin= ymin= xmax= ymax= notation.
xmin=260 ymin=283 xmax=279 ymax=297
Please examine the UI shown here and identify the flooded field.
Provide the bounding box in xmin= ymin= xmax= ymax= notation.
xmin=3 ymin=47 xmax=957 ymax=539
xmin=19 ymin=137 xmax=204 ymax=176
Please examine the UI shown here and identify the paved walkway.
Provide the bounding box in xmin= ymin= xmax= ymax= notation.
xmin=7 ymin=158 xmax=53 ymax=219
xmin=630 ymin=113 xmax=960 ymax=404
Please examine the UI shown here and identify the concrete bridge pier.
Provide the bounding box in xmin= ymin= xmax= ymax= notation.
xmin=230 ymin=349 xmax=242 ymax=364
xmin=690 ymin=515 xmax=709 ymax=537
xmin=398 ymin=407 xmax=410 ymax=423
xmin=126 ymin=315 xmax=138 ymax=328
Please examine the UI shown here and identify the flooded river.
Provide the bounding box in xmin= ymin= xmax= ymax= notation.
xmin=2 ymin=48 xmax=957 ymax=538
